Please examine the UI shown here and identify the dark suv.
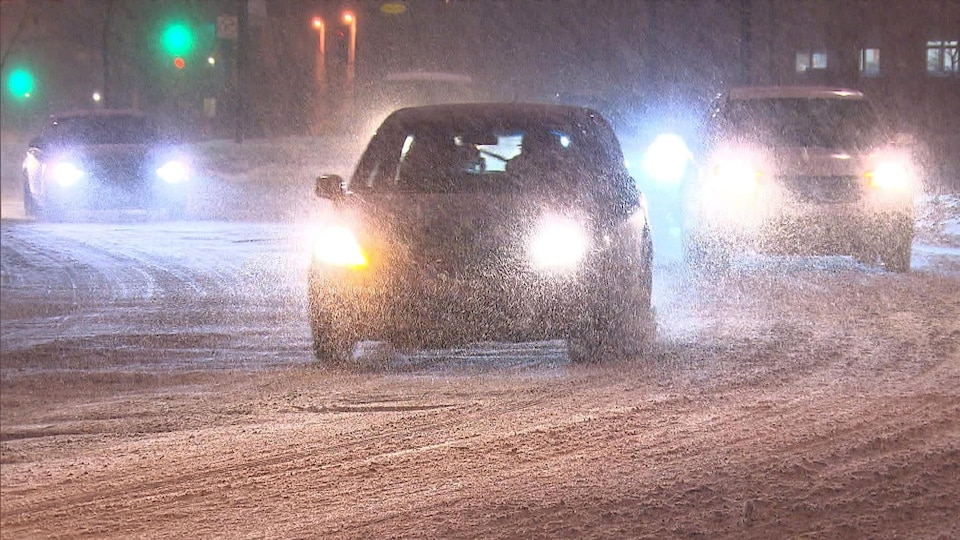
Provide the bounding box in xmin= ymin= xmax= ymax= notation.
xmin=308 ymin=103 xmax=655 ymax=364
xmin=684 ymin=87 xmax=919 ymax=272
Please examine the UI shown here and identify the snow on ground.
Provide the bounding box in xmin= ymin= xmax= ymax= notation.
xmin=2 ymin=135 xmax=959 ymax=539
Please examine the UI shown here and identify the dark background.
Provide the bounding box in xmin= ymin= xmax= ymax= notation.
xmin=2 ymin=0 xmax=958 ymax=187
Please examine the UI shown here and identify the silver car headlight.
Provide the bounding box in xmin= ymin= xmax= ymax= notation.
xmin=49 ymin=161 xmax=84 ymax=187
xmin=866 ymin=161 xmax=911 ymax=192
xmin=156 ymin=160 xmax=190 ymax=184
xmin=529 ymin=214 xmax=589 ymax=271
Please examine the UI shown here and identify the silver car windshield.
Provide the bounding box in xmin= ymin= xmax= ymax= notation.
xmin=720 ymin=98 xmax=887 ymax=149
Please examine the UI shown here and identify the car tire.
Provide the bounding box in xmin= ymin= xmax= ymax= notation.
xmin=310 ymin=315 xmax=358 ymax=365
xmin=878 ymin=219 xmax=914 ymax=273
xmin=164 ymin=201 xmax=188 ymax=221
xmin=22 ymin=177 xmax=39 ymax=218
xmin=568 ymin=257 xmax=655 ymax=364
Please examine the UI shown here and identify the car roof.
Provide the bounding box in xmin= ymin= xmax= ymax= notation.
xmin=383 ymin=70 xmax=473 ymax=84
xmin=48 ymin=109 xmax=149 ymax=121
xmin=727 ymin=86 xmax=866 ymax=101
xmin=386 ymin=102 xmax=607 ymax=125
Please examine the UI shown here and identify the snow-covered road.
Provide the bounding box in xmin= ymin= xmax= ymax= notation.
xmin=2 ymin=208 xmax=959 ymax=539
xmin=1 ymin=217 xmax=957 ymax=372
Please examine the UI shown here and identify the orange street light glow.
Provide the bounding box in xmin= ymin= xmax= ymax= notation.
xmin=311 ymin=16 xmax=324 ymax=30
xmin=342 ymin=12 xmax=354 ymax=23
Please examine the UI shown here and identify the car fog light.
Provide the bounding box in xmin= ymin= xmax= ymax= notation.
xmin=50 ymin=162 xmax=84 ymax=187
xmin=529 ymin=215 xmax=589 ymax=270
xmin=313 ymin=225 xmax=368 ymax=268
xmin=157 ymin=160 xmax=189 ymax=184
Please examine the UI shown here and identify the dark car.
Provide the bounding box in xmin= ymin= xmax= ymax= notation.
xmin=308 ymin=102 xmax=655 ymax=364
xmin=684 ymin=86 xmax=920 ymax=272
xmin=22 ymin=110 xmax=192 ymax=220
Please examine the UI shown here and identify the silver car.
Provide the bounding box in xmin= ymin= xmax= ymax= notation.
xmin=684 ymin=86 xmax=920 ymax=272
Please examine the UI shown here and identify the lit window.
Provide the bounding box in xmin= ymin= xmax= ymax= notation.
xmin=812 ymin=52 xmax=828 ymax=69
xmin=859 ymin=48 xmax=880 ymax=76
xmin=926 ymin=40 xmax=958 ymax=75
xmin=796 ymin=50 xmax=828 ymax=73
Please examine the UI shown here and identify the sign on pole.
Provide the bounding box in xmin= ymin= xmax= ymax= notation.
xmin=217 ymin=15 xmax=238 ymax=40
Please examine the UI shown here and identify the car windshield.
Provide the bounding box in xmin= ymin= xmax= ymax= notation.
xmin=42 ymin=114 xmax=157 ymax=145
xmin=720 ymin=98 xmax=886 ymax=149
xmin=349 ymin=115 xmax=624 ymax=194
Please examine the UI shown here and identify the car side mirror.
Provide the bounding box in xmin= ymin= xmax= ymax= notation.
xmin=315 ymin=174 xmax=346 ymax=201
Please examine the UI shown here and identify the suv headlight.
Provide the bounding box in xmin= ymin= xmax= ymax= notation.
xmin=49 ymin=161 xmax=84 ymax=187
xmin=529 ymin=215 xmax=589 ymax=271
xmin=312 ymin=225 xmax=368 ymax=268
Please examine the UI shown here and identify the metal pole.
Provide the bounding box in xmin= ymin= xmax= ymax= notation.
xmin=235 ymin=0 xmax=248 ymax=143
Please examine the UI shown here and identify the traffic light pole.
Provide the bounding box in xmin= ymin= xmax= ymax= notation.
xmin=235 ymin=0 xmax=248 ymax=143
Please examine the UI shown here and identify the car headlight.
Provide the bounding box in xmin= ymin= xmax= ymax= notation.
xmin=156 ymin=160 xmax=190 ymax=184
xmin=866 ymin=161 xmax=911 ymax=192
xmin=49 ymin=161 xmax=84 ymax=187
xmin=709 ymin=158 xmax=761 ymax=194
xmin=641 ymin=133 xmax=691 ymax=184
xmin=529 ymin=215 xmax=589 ymax=271
xmin=312 ymin=225 xmax=368 ymax=268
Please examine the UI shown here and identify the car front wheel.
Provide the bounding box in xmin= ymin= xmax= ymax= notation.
xmin=568 ymin=260 xmax=655 ymax=364
xmin=22 ymin=177 xmax=39 ymax=218
xmin=878 ymin=218 xmax=914 ymax=273
xmin=310 ymin=313 xmax=359 ymax=365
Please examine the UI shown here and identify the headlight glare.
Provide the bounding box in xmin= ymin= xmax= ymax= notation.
xmin=642 ymin=133 xmax=691 ymax=184
xmin=529 ymin=215 xmax=589 ymax=270
xmin=710 ymin=158 xmax=760 ymax=194
xmin=866 ymin=161 xmax=910 ymax=191
xmin=50 ymin=161 xmax=84 ymax=187
xmin=313 ymin=225 xmax=368 ymax=268
xmin=157 ymin=160 xmax=189 ymax=184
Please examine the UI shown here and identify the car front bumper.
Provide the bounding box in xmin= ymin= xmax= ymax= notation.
xmin=311 ymin=268 xmax=593 ymax=345
xmin=689 ymin=197 xmax=914 ymax=255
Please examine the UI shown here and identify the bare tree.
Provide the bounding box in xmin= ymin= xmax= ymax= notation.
xmin=0 ymin=1 xmax=33 ymax=72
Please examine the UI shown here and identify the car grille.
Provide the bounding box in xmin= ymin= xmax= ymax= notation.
xmin=780 ymin=175 xmax=865 ymax=204
xmin=87 ymin=155 xmax=149 ymax=186
xmin=404 ymin=230 xmax=525 ymax=278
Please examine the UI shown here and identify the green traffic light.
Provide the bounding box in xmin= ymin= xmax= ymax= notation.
xmin=162 ymin=23 xmax=194 ymax=56
xmin=7 ymin=68 xmax=34 ymax=99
